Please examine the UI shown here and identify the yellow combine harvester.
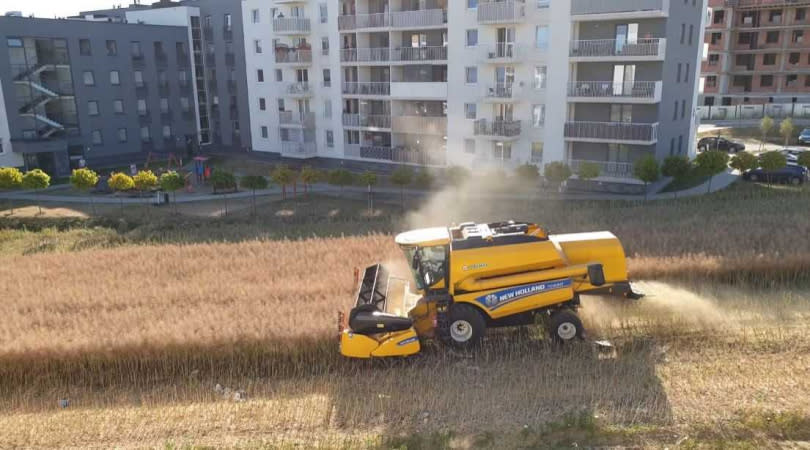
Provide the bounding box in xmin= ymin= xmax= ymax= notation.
xmin=339 ymin=221 xmax=642 ymax=358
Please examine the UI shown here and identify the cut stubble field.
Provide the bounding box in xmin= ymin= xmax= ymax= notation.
xmin=2 ymin=183 xmax=810 ymax=448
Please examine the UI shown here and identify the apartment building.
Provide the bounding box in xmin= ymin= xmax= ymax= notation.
xmin=82 ymin=0 xmax=252 ymax=153
xmin=703 ymin=0 xmax=810 ymax=107
xmin=245 ymin=0 xmax=705 ymax=192
xmin=0 ymin=15 xmax=197 ymax=175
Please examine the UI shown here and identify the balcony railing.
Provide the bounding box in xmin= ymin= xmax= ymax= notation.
xmin=342 ymin=81 xmax=391 ymax=96
xmin=477 ymin=1 xmax=527 ymax=24
xmin=342 ymin=113 xmax=392 ymax=129
xmin=344 ymin=144 xmax=446 ymax=166
xmin=337 ymin=9 xmax=446 ymax=31
xmin=483 ymin=83 xmax=521 ymax=100
xmin=285 ymin=82 xmax=312 ymax=95
xmin=273 ymin=17 xmax=311 ymax=34
xmin=275 ymin=49 xmax=312 ymax=64
xmin=392 ymin=46 xmax=447 ymax=61
xmin=392 ymin=115 xmax=447 ymax=135
xmin=281 ymin=141 xmax=317 ymax=156
xmin=571 ymin=0 xmax=666 ymax=16
xmin=568 ymin=159 xmax=635 ymax=179
xmin=480 ymin=43 xmax=524 ymax=61
xmin=279 ymin=111 xmax=316 ymax=127
xmin=474 ymin=119 xmax=522 ymax=137
xmin=567 ymin=80 xmax=661 ymax=100
xmin=340 ymin=47 xmax=390 ymax=62
xmin=564 ymin=121 xmax=659 ymax=143
xmin=570 ymin=38 xmax=665 ymax=58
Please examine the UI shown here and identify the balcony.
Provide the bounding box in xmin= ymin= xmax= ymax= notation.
xmin=567 ymin=80 xmax=662 ymax=103
xmin=473 ymin=119 xmax=522 ymax=139
xmin=392 ymin=46 xmax=447 ymax=62
xmin=273 ymin=17 xmax=311 ymax=34
xmin=344 ymin=144 xmax=446 ymax=166
xmin=571 ymin=0 xmax=669 ymax=20
xmin=340 ymin=47 xmax=390 ymax=63
xmin=482 ymin=83 xmax=524 ymax=102
xmin=337 ymin=9 xmax=446 ymax=31
xmin=281 ymin=141 xmax=317 ymax=157
xmin=724 ymin=0 xmax=810 ymax=8
xmin=568 ymin=159 xmax=635 ymax=179
xmin=342 ymin=82 xmax=391 ymax=96
xmin=389 ymin=82 xmax=447 ymax=100
xmin=275 ymin=49 xmax=312 ymax=64
xmin=477 ymin=1 xmax=527 ymax=24
xmin=342 ymin=113 xmax=392 ymax=129
xmin=279 ymin=111 xmax=316 ymax=128
xmin=284 ymin=82 xmax=313 ymax=97
xmin=570 ymin=38 xmax=666 ymax=61
xmin=480 ymin=43 xmax=525 ymax=63
xmin=392 ymin=115 xmax=447 ymax=135
xmin=564 ymin=121 xmax=659 ymax=145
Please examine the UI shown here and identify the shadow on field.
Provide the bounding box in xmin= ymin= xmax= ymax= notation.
xmin=325 ymin=334 xmax=671 ymax=435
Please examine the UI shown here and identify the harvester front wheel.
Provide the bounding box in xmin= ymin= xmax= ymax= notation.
xmin=548 ymin=309 xmax=584 ymax=344
xmin=447 ymin=304 xmax=485 ymax=350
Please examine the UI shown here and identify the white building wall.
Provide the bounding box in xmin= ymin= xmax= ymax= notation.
xmin=0 ymin=78 xmax=24 ymax=168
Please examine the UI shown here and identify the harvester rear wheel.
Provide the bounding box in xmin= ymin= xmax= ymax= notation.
xmin=447 ymin=304 xmax=485 ymax=350
xmin=548 ymin=309 xmax=584 ymax=344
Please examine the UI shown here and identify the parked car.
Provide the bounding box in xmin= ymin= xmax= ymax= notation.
xmin=697 ymin=136 xmax=746 ymax=153
xmin=781 ymin=148 xmax=804 ymax=166
xmin=798 ymin=128 xmax=810 ymax=144
xmin=743 ymin=164 xmax=808 ymax=185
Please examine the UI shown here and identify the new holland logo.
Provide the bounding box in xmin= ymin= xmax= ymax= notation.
xmin=476 ymin=279 xmax=572 ymax=310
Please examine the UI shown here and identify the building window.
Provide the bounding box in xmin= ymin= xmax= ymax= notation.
xmin=252 ymin=9 xmax=260 ymax=23
xmin=320 ymin=3 xmax=328 ymax=23
xmin=535 ymin=26 xmax=549 ymax=49
xmin=532 ymin=105 xmax=545 ymax=127
xmin=324 ymin=99 xmax=332 ymax=118
xmin=106 ymin=40 xmax=117 ymax=56
xmin=706 ymin=76 xmax=717 ymax=87
xmin=681 ymin=100 xmax=686 ymax=119
xmin=137 ymin=99 xmax=147 ymax=116
xmin=761 ymin=75 xmax=773 ymax=87
xmin=787 ymin=74 xmax=798 ymax=86
xmin=534 ymin=66 xmax=547 ymax=89
xmin=493 ymin=143 xmax=511 ymax=160
xmin=673 ymin=101 xmax=678 ymax=120
xmin=255 ymin=39 xmax=262 ymax=54
xmin=80 ymin=38 xmax=91 ymax=56
xmin=689 ymin=25 xmax=694 ymax=45
xmin=160 ymin=98 xmax=169 ymax=114
xmin=82 ymin=71 xmax=95 ymax=86
xmin=465 ymin=67 xmax=477 ymax=83
xmin=134 ymin=71 xmax=144 ymax=87
xmin=797 ymin=8 xmax=807 ymax=21
xmin=790 ymin=52 xmax=800 ymax=64
xmin=131 ymin=41 xmax=142 ymax=57
xmin=685 ymin=63 xmax=690 ymax=83
xmin=464 ymin=138 xmax=475 ymax=154
xmin=259 ymin=98 xmax=266 ymax=111
xmin=711 ymin=32 xmax=722 ymax=45
xmin=467 ymin=0 xmax=477 ymax=8
xmin=676 ymin=63 xmax=682 ymax=82
xmin=321 ymin=37 xmax=329 ymax=55
xmin=257 ymin=69 xmax=264 ymax=82
xmin=770 ymin=9 xmax=782 ymax=23
xmin=678 ymin=135 xmax=683 ymax=153
xmin=805 ymin=75 xmax=810 ymax=87
xmin=140 ymin=126 xmax=150 ymax=142
xmin=224 ymin=14 xmax=232 ymax=31
xmin=261 ymin=126 xmax=268 ymax=138
xmin=681 ymin=23 xmax=686 ymax=44
xmin=278 ymin=99 xmax=285 ymax=112
xmin=163 ymin=125 xmax=172 ymax=139
xmin=793 ymin=30 xmax=804 ymax=43
xmin=713 ymin=9 xmax=725 ymax=24
xmin=464 ymin=103 xmax=476 ymax=119
xmin=323 ymin=69 xmax=331 ymax=87
xmin=88 ymin=100 xmax=99 ymax=116
xmin=118 ymin=128 xmax=128 ymax=143
xmin=110 ymin=70 xmax=120 ymax=86
xmin=763 ymin=53 xmax=776 ymax=65
xmin=326 ymin=130 xmax=334 ymax=147
xmin=113 ymin=99 xmax=124 ymax=114
xmin=764 ymin=31 xmax=779 ymax=44
xmin=91 ymin=130 xmax=103 ymax=145
xmin=708 ymin=54 xmax=720 ymax=65
xmin=466 ymin=29 xmax=478 ymax=47
xmin=531 ymin=142 xmax=543 ymax=163
xmin=275 ymin=69 xmax=283 ymax=82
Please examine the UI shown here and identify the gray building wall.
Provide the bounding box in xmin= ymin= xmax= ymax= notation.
xmin=0 ymin=16 xmax=196 ymax=175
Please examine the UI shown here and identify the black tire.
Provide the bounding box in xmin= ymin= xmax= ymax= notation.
xmin=446 ymin=304 xmax=486 ymax=350
xmin=790 ymin=176 xmax=802 ymax=186
xmin=548 ymin=309 xmax=584 ymax=344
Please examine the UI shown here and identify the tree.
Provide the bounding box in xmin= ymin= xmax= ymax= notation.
xmin=327 ymin=168 xmax=354 ymax=197
xmin=240 ymin=175 xmax=268 ymax=217
xmin=729 ymin=151 xmax=758 ymax=176
xmin=299 ymin=165 xmax=320 ymax=195
xmin=797 ymin=151 xmax=810 ymax=169
xmin=758 ymin=151 xmax=787 ymax=187
xmin=358 ymin=170 xmax=378 ymax=214
xmin=661 ymin=155 xmax=692 ymax=197
xmin=445 ymin=166 xmax=470 ymax=187
xmin=70 ymin=168 xmax=99 ymax=215
xmin=577 ymin=161 xmax=601 ymax=182
xmin=159 ymin=171 xmax=185 ymax=214
xmin=271 ymin=164 xmax=295 ymax=200
xmin=390 ymin=166 xmax=413 ymax=210
xmin=413 ymin=170 xmax=434 ymax=190
xmin=760 ymin=116 xmax=775 ymax=150
xmin=780 ymin=118 xmax=796 ymax=146
xmin=0 ymin=167 xmax=23 ymax=216
xmin=21 ymin=169 xmax=51 ymax=215
xmin=543 ymin=161 xmax=572 ymax=192
xmin=108 ymin=172 xmax=134 ymax=216
xmin=133 ymin=170 xmax=158 ymax=217
xmin=210 ymin=169 xmax=237 ymax=216
xmin=514 ymin=163 xmax=540 ymax=184
xmin=633 ymin=155 xmax=659 ymax=200
xmin=695 ymin=150 xmax=729 ymax=193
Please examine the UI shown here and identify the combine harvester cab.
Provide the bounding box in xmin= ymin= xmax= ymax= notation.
xmin=339 ymin=221 xmax=643 ymax=359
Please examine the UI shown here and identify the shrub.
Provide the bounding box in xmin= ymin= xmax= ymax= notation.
xmin=160 ymin=171 xmax=185 ymax=212
xmin=445 ymin=166 xmax=470 ymax=187
xmin=271 ymin=165 xmax=296 ymax=200
xmin=544 ymin=161 xmax=572 ymax=189
xmin=730 ymin=151 xmax=758 ymax=175
xmin=633 ymin=155 xmax=659 ymax=200
xmin=577 ymin=162 xmax=600 ymax=182
xmin=390 ymin=167 xmax=413 ymax=209
xmin=662 ymin=156 xmax=691 ymax=181
xmin=70 ymin=168 xmax=100 ymax=215
xmin=758 ymin=151 xmax=787 ymax=186
xmin=299 ymin=165 xmax=320 ymax=194
xmin=210 ymin=169 xmax=237 ymax=193
xmin=695 ymin=150 xmax=729 ymax=193
xmin=133 ymin=170 xmax=158 ymax=193
xmin=0 ymin=167 xmax=23 ymax=215
xmin=780 ymin=118 xmax=796 ymax=146
xmin=327 ymin=169 xmax=354 ymax=196
xmin=21 ymin=169 xmax=51 ymax=215
xmin=240 ymin=175 xmax=268 ymax=216
xmin=108 ymin=172 xmax=134 ymax=192
xmin=413 ymin=170 xmax=434 ymax=190
xmin=797 ymin=152 xmax=810 ymax=169
xmin=514 ymin=163 xmax=540 ymax=183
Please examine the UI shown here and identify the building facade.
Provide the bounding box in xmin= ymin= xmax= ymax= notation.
xmin=243 ymin=0 xmax=705 ymax=191
xmin=0 ymin=15 xmax=197 ymax=175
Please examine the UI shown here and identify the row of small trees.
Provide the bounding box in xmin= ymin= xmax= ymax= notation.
xmin=760 ymin=116 xmax=798 ymax=148
xmin=0 ymin=167 xmax=51 ymax=215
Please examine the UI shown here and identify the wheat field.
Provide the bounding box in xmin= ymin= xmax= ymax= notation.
xmin=2 ymin=185 xmax=810 ymax=448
